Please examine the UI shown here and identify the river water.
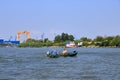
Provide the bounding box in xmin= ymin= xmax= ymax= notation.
xmin=0 ymin=47 xmax=120 ymax=80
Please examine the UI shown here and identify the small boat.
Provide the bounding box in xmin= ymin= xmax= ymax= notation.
xmin=46 ymin=50 xmax=78 ymax=58
xmin=61 ymin=51 xmax=78 ymax=57
xmin=65 ymin=41 xmax=78 ymax=48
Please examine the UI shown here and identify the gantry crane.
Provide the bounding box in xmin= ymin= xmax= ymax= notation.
xmin=16 ymin=30 xmax=30 ymax=41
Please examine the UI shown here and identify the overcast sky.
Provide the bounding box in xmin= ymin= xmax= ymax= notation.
xmin=0 ymin=0 xmax=120 ymax=41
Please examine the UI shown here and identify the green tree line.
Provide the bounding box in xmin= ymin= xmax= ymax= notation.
xmin=18 ymin=33 xmax=120 ymax=47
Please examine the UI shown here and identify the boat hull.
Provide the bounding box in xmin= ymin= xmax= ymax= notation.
xmin=46 ymin=51 xmax=78 ymax=58
xmin=61 ymin=51 xmax=77 ymax=57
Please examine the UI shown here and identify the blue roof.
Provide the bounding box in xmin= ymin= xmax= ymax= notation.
xmin=0 ymin=39 xmax=4 ymax=43
xmin=4 ymin=41 xmax=20 ymax=44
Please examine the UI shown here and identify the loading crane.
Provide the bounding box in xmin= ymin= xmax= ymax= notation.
xmin=16 ymin=30 xmax=30 ymax=41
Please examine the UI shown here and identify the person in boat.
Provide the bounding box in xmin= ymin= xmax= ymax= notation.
xmin=51 ymin=49 xmax=58 ymax=55
xmin=61 ymin=48 xmax=67 ymax=55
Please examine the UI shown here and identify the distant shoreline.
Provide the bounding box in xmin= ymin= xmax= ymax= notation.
xmin=18 ymin=46 xmax=119 ymax=48
xmin=0 ymin=44 xmax=119 ymax=48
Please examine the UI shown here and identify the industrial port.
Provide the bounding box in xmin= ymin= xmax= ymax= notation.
xmin=0 ymin=30 xmax=30 ymax=47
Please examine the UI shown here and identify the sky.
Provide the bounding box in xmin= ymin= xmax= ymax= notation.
xmin=0 ymin=0 xmax=120 ymax=41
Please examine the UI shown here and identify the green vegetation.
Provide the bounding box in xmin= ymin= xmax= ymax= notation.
xmin=18 ymin=33 xmax=120 ymax=48
xmin=18 ymin=38 xmax=53 ymax=47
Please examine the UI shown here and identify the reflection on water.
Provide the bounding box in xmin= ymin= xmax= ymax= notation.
xmin=0 ymin=47 xmax=120 ymax=80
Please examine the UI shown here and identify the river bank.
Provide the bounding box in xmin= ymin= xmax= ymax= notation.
xmin=0 ymin=43 xmax=119 ymax=48
xmin=18 ymin=46 xmax=119 ymax=48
